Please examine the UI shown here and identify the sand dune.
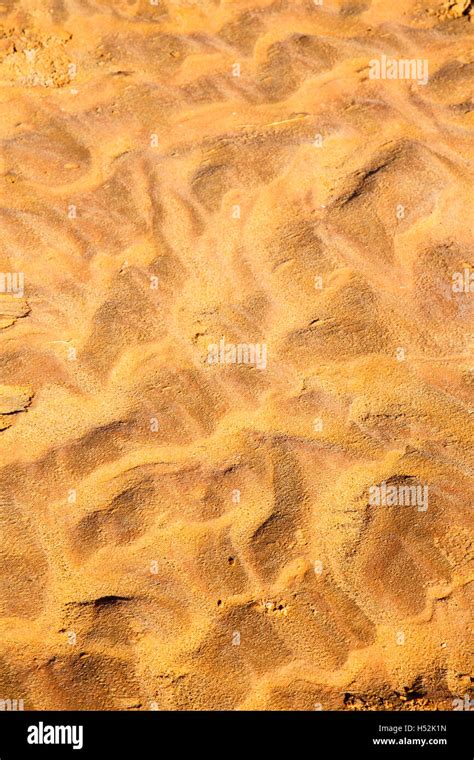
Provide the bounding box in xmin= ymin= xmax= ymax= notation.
xmin=0 ymin=0 xmax=472 ymax=710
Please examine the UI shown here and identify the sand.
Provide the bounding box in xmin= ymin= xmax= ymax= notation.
xmin=0 ymin=0 xmax=472 ymax=711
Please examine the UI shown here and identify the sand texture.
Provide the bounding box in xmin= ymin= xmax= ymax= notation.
xmin=0 ymin=0 xmax=473 ymax=710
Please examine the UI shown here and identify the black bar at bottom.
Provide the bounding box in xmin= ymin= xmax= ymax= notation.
xmin=0 ymin=710 xmax=471 ymax=757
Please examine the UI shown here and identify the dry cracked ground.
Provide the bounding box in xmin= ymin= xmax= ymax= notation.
xmin=0 ymin=0 xmax=472 ymax=710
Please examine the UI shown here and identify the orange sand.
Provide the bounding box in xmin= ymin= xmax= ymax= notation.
xmin=0 ymin=0 xmax=472 ymax=710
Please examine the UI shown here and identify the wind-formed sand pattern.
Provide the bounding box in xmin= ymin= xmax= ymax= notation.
xmin=0 ymin=0 xmax=472 ymax=710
